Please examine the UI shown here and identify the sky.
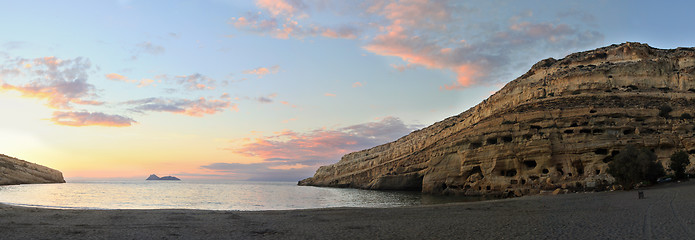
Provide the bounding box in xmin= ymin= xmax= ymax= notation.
xmin=1 ymin=0 xmax=694 ymax=181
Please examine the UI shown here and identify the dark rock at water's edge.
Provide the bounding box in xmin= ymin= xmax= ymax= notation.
xmin=299 ymin=42 xmax=695 ymax=197
xmin=146 ymin=174 xmax=180 ymax=181
xmin=0 ymin=154 xmax=66 ymax=185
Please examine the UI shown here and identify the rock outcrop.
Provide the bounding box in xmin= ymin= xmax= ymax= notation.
xmin=299 ymin=42 xmax=695 ymax=196
xmin=0 ymin=154 xmax=66 ymax=185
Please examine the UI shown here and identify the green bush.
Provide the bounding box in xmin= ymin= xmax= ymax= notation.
xmin=607 ymin=145 xmax=665 ymax=188
xmin=670 ymin=151 xmax=690 ymax=180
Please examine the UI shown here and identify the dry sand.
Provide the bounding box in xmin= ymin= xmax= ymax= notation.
xmin=1 ymin=182 xmax=694 ymax=239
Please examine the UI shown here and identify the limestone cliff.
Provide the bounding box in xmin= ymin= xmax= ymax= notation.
xmin=0 ymin=154 xmax=66 ymax=185
xmin=299 ymin=42 xmax=695 ymax=196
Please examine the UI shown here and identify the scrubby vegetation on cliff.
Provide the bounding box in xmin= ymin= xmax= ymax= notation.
xmin=606 ymin=145 xmax=665 ymax=189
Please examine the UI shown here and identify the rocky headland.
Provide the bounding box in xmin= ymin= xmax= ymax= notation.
xmin=0 ymin=154 xmax=65 ymax=185
xmin=300 ymin=42 xmax=695 ymax=197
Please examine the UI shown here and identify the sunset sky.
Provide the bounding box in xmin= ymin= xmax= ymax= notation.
xmin=1 ymin=0 xmax=694 ymax=181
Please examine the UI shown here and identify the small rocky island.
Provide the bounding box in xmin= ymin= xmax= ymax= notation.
xmin=146 ymin=174 xmax=180 ymax=181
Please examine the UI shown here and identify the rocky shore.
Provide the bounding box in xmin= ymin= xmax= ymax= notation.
xmin=1 ymin=181 xmax=694 ymax=239
xmin=0 ymin=154 xmax=65 ymax=185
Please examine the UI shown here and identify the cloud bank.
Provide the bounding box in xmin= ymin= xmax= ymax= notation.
xmin=202 ymin=117 xmax=419 ymax=180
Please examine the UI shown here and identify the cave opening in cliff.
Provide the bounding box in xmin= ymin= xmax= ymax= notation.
xmin=502 ymin=136 xmax=513 ymax=143
xmin=602 ymin=156 xmax=613 ymax=163
xmin=522 ymin=160 xmax=537 ymax=169
xmin=623 ymin=128 xmax=635 ymax=135
xmin=469 ymin=142 xmax=482 ymax=149
xmin=505 ymin=169 xmax=517 ymax=177
xmin=486 ymin=138 xmax=498 ymax=145
xmin=564 ymin=129 xmax=574 ymax=134
xmin=542 ymin=169 xmax=549 ymax=174
xmin=468 ymin=166 xmax=482 ymax=177
xmin=594 ymin=148 xmax=608 ymax=155
xmin=573 ymin=161 xmax=585 ymax=176
xmin=579 ymin=129 xmax=591 ymax=134
xmin=556 ymin=166 xmax=564 ymax=175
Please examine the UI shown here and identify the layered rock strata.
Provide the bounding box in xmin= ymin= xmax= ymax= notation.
xmin=300 ymin=42 xmax=695 ymax=196
xmin=0 ymin=154 xmax=66 ymax=185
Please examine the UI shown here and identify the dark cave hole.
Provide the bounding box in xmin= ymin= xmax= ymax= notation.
xmin=523 ymin=160 xmax=538 ymax=169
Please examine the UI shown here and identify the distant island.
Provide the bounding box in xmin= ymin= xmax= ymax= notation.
xmin=146 ymin=174 xmax=180 ymax=181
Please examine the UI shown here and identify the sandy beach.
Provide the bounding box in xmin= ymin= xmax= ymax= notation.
xmin=1 ymin=182 xmax=694 ymax=239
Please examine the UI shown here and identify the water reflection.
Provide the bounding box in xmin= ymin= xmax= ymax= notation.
xmin=0 ymin=181 xmax=489 ymax=210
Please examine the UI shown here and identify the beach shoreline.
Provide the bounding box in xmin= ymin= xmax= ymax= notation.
xmin=1 ymin=181 xmax=694 ymax=239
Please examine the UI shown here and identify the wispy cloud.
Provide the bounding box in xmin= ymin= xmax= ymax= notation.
xmin=0 ymin=56 xmax=103 ymax=109
xmin=229 ymin=0 xmax=358 ymax=40
xmin=324 ymin=93 xmax=336 ymax=97
xmin=129 ymin=41 xmax=166 ymax=60
xmin=243 ymin=65 xmax=279 ymax=78
xmin=50 ymin=111 xmax=136 ymax=127
xmin=125 ymin=97 xmax=237 ymax=117
xmin=105 ymin=73 xmax=157 ymax=87
xmin=200 ymin=162 xmax=315 ymax=181
xmin=256 ymin=93 xmax=277 ymax=103
xmin=136 ymin=41 xmax=165 ymax=55
xmin=173 ymin=73 xmax=216 ymax=90
xmin=230 ymin=0 xmax=603 ymax=89
xmin=204 ymin=117 xmax=418 ymax=180
xmin=238 ymin=117 xmax=415 ymax=165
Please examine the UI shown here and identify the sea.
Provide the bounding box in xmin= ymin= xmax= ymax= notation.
xmin=0 ymin=180 xmax=485 ymax=211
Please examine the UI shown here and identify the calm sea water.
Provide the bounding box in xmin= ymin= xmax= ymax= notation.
xmin=0 ymin=180 xmax=484 ymax=211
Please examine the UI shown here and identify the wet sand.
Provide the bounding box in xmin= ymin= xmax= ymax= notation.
xmin=1 ymin=181 xmax=694 ymax=239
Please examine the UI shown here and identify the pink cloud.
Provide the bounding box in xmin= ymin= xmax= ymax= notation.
xmin=105 ymin=73 xmax=130 ymax=82
xmin=243 ymin=65 xmax=279 ymax=78
xmin=231 ymin=1 xmax=602 ymax=89
xmin=232 ymin=117 xmax=417 ymax=164
xmin=174 ymin=73 xmax=216 ymax=90
xmin=0 ymin=56 xmax=102 ymax=109
xmin=50 ymin=111 xmax=136 ymax=127
xmin=229 ymin=1 xmax=359 ymax=40
xmin=105 ymin=73 xmax=157 ymax=87
xmin=324 ymin=93 xmax=336 ymax=97
xmin=255 ymin=0 xmax=299 ymax=17
xmin=352 ymin=82 xmax=363 ymax=87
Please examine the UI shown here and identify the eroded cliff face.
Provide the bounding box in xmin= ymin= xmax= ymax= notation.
xmin=0 ymin=154 xmax=66 ymax=185
xmin=299 ymin=42 xmax=695 ymax=196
